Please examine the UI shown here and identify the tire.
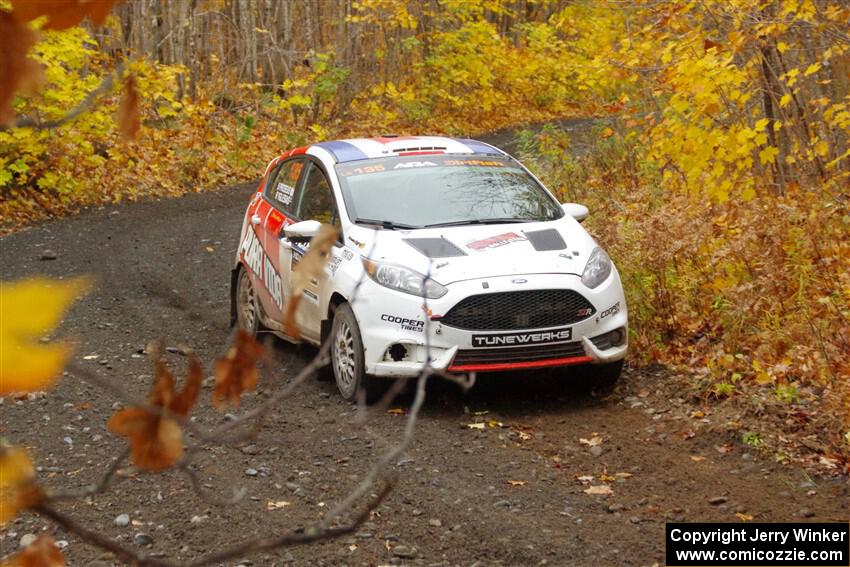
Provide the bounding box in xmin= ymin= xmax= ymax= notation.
xmin=330 ymin=303 xmax=385 ymax=402
xmin=235 ymin=267 xmax=259 ymax=335
xmin=575 ymin=359 xmax=623 ymax=394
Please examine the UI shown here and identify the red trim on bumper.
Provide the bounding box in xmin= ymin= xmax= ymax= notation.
xmin=448 ymin=355 xmax=593 ymax=373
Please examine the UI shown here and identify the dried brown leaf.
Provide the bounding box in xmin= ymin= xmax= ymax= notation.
xmin=583 ymin=484 xmax=613 ymax=496
xmin=0 ymin=12 xmax=43 ymax=125
xmin=213 ymin=330 xmax=263 ymax=410
xmin=116 ymin=74 xmax=139 ymax=140
xmin=284 ymin=225 xmax=338 ymax=338
xmin=10 ymin=0 xmax=119 ymax=30
xmin=106 ymin=350 xmax=202 ymax=471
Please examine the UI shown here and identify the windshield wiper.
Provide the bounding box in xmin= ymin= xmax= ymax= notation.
xmin=424 ymin=218 xmax=533 ymax=228
xmin=354 ymin=218 xmax=421 ymax=230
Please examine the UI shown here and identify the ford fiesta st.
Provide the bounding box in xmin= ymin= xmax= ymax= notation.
xmin=231 ymin=136 xmax=628 ymax=400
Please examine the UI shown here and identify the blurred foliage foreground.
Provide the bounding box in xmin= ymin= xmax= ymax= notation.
xmin=0 ymin=1 xmax=848 ymax=460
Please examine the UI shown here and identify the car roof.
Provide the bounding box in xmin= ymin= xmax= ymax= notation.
xmin=300 ymin=136 xmax=506 ymax=164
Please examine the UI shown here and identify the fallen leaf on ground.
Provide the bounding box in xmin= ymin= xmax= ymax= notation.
xmin=0 ymin=277 xmax=89 ymax=395
xmin=715 ymin=444 xmax=733 ymax=454
xmin=266 ymin=500 xmax=291 ymax=510
xmin=638 ymin=389 xmax=650 ymax=398
xmin=735 ymin=512 xmax=754 ymax=521
xmin=2 ymin=534 xmax=65 ymax=566
xmin=486 ymin=419 xmax=504 ymax=428
xmin=615 ymin=472 xmax=633 ymax=479
xmin=576 ymin=475 xmax=595 ymax=483
xmin=465 ymin=422 xmax=485 ymax=430
xmin=600 ymin=474 xmax=616 ymax=482
xmin=680 ymin=430 xmax=696 ymax=440
xmin=690 ymin=455 xmax=706 ymax=462
xmin=690 ymin=410 xmax=705 ymax=419
xmin=387 ymin=408 xmax=406 ymax=415
xmin=584 ymin=485 xmax=613 ymax=496
xmin=213 ymin=330 xmax=263 ymax=410
xmin=507 ymin=480 xmax=526 ymax=486
xmin=579 ymin=435 xmax=603 ymax=447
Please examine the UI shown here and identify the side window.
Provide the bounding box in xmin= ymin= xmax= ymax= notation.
xmin=265 ymin=159 xmax=304 ymax=212
xmin=296 ymin=162 xmax=339 ymax=227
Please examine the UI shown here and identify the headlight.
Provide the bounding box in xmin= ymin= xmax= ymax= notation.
xmin=362 ymin=258 xmax=448 ymax=299
xmin=581 ymin=247 xmax=612 ymax=289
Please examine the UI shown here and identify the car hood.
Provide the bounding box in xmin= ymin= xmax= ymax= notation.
xmin=345 ymin=218 xmax=598 ymax=285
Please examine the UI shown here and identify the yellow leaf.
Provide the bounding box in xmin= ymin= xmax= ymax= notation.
xmin=776 ymin=42 xmax=789 ymax=53
xmin=0 ymin=278 xmax=90 ymax=395
xmin=741 ymin=187 xmax=756 ymax=202
xmin=754 ymin=119 xmax=769 ymax=132
xmin=803 ymin=62 xmax=821 ymax=76
xmin=759 ymin=146 xmax=779 ymax=164
xmin=814 ymin=140 xmax=829 ymax=157
xmin=507 ymin=480 xmax=526 ymax=486
xmin=780 ymin=94 xmax=792 ymax=107
xmin=735 ymin=512 xmax=754 ymax=522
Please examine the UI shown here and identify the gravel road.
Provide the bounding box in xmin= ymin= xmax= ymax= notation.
xmin=1 ymin=127 xmax=846 ymax=566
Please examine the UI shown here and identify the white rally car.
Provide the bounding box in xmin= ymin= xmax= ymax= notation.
xmin=231 ymin=136 xmax=628 ymax=400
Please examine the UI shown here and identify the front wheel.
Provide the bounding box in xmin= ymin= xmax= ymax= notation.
xmin=331 ymin=303 xmax=386 ymax=402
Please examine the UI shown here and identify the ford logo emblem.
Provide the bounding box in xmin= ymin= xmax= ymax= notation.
xmin=511 ymin=278 xmax=527 ymax=284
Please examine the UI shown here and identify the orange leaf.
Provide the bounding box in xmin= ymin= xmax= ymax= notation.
xmin=106 ymin=349 xmax=201 ymax=471
xmin=10 ymin=0 xmax=119 ymax=30
xmin=0 ymin=12 xmax=43 ymax=125
xmin=284 ymin=225 xmax=339 ymax=338
xmin=213 ymin=330 xmax=263 ymax=410
xmin=0 ymin=447 xmax=43 ymax=526
xmin=117 ymin=75 xmax=140 ymax=140
xmin=3 ymin=535 xmax=65 ymax=567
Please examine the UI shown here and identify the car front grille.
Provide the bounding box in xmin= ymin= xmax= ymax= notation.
xmin=450 ymin=333 xmax=614 ymax=367
xmin=440 ymin=289 xmax=595 ymax=331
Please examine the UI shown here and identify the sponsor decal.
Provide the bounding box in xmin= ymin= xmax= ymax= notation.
xmin=274 ymin=182 xmax=295 ymax=205
xmin=341 ymin=249 xmax=354 ymax=260
xmin=466 ymin=232 xmax=527 ymax=252
xmin=327 ymin=254 xmax=342 ymax=275
xmin=303 ymin=289 xmax=319 ymax=304
xmin=393 ymin=161 xmax=438 ymax=169
xmin=577 ymin=307 xmax=594 ymax=317
xmin=472 ymin=327 xmax=572 ymax=348
xmin=240 ymin=228 xmax=283 ymax=309
xmin=599 ymin=302 xmax=620 ymax=320
xmin=381 ymin=314 xmax=425 ymax=333
xmin=291 ymin=242 xmax=307 ymax=269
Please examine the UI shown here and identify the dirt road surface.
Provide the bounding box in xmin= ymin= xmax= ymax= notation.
xmin=1 ymin=128 xmax=847 ymax=567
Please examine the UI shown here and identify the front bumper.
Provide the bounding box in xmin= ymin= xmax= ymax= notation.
xmin=350 ymin=271 xmax=628 ymax=378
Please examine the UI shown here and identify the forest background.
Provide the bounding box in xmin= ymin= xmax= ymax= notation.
xmin=1 ymin=0 xmax=849 ymax=460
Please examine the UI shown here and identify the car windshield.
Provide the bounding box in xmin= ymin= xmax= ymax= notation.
xmin=335 ymin=155 xmax=563 ymax=228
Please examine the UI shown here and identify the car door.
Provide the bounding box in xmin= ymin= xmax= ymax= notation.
xmin=284 ymin=160 xmax=342 ymax=341
xmin=248 ymin=157 xmax=306 ymax=327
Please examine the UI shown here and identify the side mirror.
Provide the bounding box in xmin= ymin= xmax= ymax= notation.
xmin=283 ymin=219 xmax=322 ymax=242
xmin=562 ymin=203 xmax=589 ymax=222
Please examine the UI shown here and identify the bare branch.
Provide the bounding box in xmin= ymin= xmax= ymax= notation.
xmin=46 ymin=447 xmax=130 ymax=502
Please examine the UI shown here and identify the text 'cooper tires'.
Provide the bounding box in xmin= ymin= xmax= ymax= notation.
xmin=235 ymin=267 xmax=259 ymax=335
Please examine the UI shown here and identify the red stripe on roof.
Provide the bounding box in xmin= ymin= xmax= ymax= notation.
xmin=448 ymin=356 xmax=593 ymax=373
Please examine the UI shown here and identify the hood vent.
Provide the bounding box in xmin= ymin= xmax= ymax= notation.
xmin=524 ymin=228 xmax=567 ymax=251
xmin=403 ymin=238 xmax=468 ymax=258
